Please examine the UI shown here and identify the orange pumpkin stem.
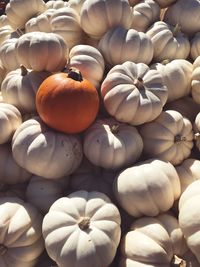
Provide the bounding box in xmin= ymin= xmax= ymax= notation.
xmin=67 ymin=68 xmax=83 ymax=82
xmin=78 ymin=217 xmax=90 ymax=231
xmin=0 ymin=244 xmax=7 ymax=256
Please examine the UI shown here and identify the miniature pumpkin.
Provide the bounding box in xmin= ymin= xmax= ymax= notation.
xmin=0 ymin=38 xmax=19 ymax=71
xmin=194 ymin=112 xmax=200 ymax=150
xmin=42 ymin=190 xmax=121 ymax=267
xmin=68 ymin=0 xmax=85 ymax=14
xmin=36 ymin=68 xmax=100 ymax=134
xmin=191 ymin=56 xmax=200 ymax=105
xmin=190 ymin=32 xmax=200 ymax=61
xmin=45 ymin=0 xmax=68 ymax=9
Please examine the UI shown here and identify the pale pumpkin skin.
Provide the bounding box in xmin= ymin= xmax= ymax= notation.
xmin=179 ymin=180 xmax=200 ymax=263
xmin=154 ymin=0 xmax=177 ymax=8
xmin=0 ymin=15 xmax=9 ymax=28
xmin=101 ymin=61 xmax=168 ymax=125
xmin=194 ymin=112 xmax=200 ymax=150
xmin=12 ymin=116 xmax=83 ymax=179
xmin=0 ymin=143 xmax=32 ymax=185
xmin=146 ymin=21 xmax=190 ymax=62
xmin=83 ymin=117 xmax=144 ymax=170
xmin=0 ymin=60 xmax=7 ymax=86
xmin=98 ymin=26 xmax=154 ymax=67
xmin=164 ymin=0 xmax=200 ymax=37
xmin=68 ymin=44 xmax=105 ymax=89
xmin=0 ymin=197 xmax=44 ymax=267
xmin=50 ymin=7 xmax=83 ymax=49
xmin=0 ymin=25 xmax=17 ymax=45
xmin=1 ymin=66 xmax=50 ymax=114
xmin=131 ymin=0 xmax=160 ymax=32
xmin=80 ymin=0 xmax=132 ymax=39
xmin=45 ymin=0 xmax=68 ymax=9
xmin=191 ymin=56 xmax=200 ymax=105
xmin=68 ymin=0 xmax=85 ymax=14
xmin=151 ymin=59 xmax=193 ymax=103
xmin=190 ymin=32 xmax=200 ymax=61
xmin=15 ymin=32 xmax=68 ymax=72
xmin=119 ymin=213 xmax=187 ymax=267
xmin=42 ymin=190 xmax=121 ymax=267
xmin=139 ymin=110 xmax=194 ymax=166
xmin=114 ymin=158 xmax=181 ymax=217
xmin=5 ymin=0 xmax=46 ymax=30
xmin=0 ymin=103 xmax=22 ymax=145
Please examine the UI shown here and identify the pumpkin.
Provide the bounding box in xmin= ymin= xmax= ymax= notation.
xmin=163 ymin=0 xmax=200 ymax=37
xmin=83 ymin=117 xmax=143 ymax=170
xmin=101 ymin=61 xmax=168 ymax=125
xmin=0 ymin=38 xmax=20 ymax=71
xmin=191 ymin=56 xmax=200 ymax=105
xmin=0 ymin=25 xmax=17 ymax=45
xmin=50 ymin=7 xmax=83 ymax=49
xmin=1 ymin=65 xmax=51 ymax=114
xmin=0 ymin=103 xmax=22 ymax=144
xmin=5 ymin=0 xmax=46 ymax=30
xmin=182 ymin=250 xmax=200 ymax=267
xmin=0 ymin=196 xmax=44 ymax=267
xmin=80 ymin=0 xmax=132 ymax=40
xmin=98 ymin=26 xmax=154 ymax=67
xmin=114 ymin=158 xmax=181 ymax=217
xmin=139 ymin=110 xmax=194 ymax=165
xmin=0 ymin=59 xmax=7 ymax=85
xmin=11 ymin=116 xmax=83 ymax=178
xmin=36 ymin=68 xmax=100 ymax=134
xmin=190 ymin=32 xmax=200 ymax=61
xmin=154 ymin=0 xmax=177 ymax=8
xmin=146 ymin=21 xmax=190 ymax=62
xmin=45 ymin=0 xmax=68 ymax=9
xmin=68 ymin=0 xmax=85 ymax=14
xmin=130 ymin=0 xmax=160 ymax=32
xmin=151 ymin=59 xmax=193 ymax=103
xmin=194 ymin=112 xmax=200 ymax=150
xmin=15 ymin=31 xmax=68 ymax=72
xmin=179 ymin=180 xmax=200 ymax=263
xmin=0 ymin=14 xmax=9 ymax=28
xmin=119 ymin=213 xmax=187 ymax=267
xmin=68 ymin=44 xmax=105 ymax=89
xmin=42 ymin=190 xmax=121 ymax=267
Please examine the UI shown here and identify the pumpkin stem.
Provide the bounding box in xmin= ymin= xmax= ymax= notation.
xmin=78 ymin=217 xmax=90 ymax=231
xmin=67 ymin=68 xmax=83 ymax=82
xmin=171 ymin=255 xmax=186 ymax=267
xmin=111 ymin=124 xmax=120 ymax=134
xmin=161 ymin=59 xmax=170 ymax=65
xmin=174 ymin=134 xmax=186 ymax=143
xmin=173 ymin=23 xmax=181 ymax=37
xmin=194 ymin=132 xmax=200 ymax=148
xmin=134 ymin=77 xmax=144 ymax=90
xmin=20 ymin=65 xmax=28 ymax=76
xmin=0 ymin=244 xmax=7 ymax=256
xmin=16 ymin=28 xmax=24 ymax=36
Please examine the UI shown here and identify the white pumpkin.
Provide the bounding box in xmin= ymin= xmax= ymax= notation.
xmin=0 ymin=196 xmax=44 ymax=267
xmin=45 ymin=0 xmax=68 ymax=9
xmin=194 ymin=112 xmax=200 ymax=150
xmin=114 ymin=158 xmax=181 ymax=217
xmin=83 ymin=117 xmax=143 ymax=170
xmin=12 ymin=116 xmax=83 ymax=179
xmin=139 ymin=110 xmax=194 ymax=165
xmin=15 ymin=31 xmax=68 ymax=72
xmin=154 ymin=0 xmax=177 ymax=8
xmin=0 ymin=14 xmax=10 ymax=28
xmin=1 ymin=65 xmax=50 ymax=114
xmin=42 ymin=190 xmax=121 ymax=267
xmin=5 ymin=0 xmax=46 ymax=30
xmin=98 ymin=26 xmax=154 ymax=67
xmin=191 ymin=56 xmax=200 ymax=105
xmin=146 ymin=21 xmax=190 ymax=62
xmin=151 ymin=59 xmax=193 ymax=103
xmin=68 ymin=44 xmax=105 ymax=89
xmin=0 ymin=25 xmax=17 ymax=45
xmin=131 ymin=0 xmax=160 ymax=32
xmin=0 ymin=103 xmax=22 ymax=144
xmin=80 ymin=0 xmax=132 ymax=39
xmin=190 ymin=32 xmax=200 ymax=61
xmin=101 ymin=61 xmax=168 ymax=125
xmin=68 ymin=0 xmax=85 ymax=14
xmin=0 ymin=59 xmax=7 ymax=86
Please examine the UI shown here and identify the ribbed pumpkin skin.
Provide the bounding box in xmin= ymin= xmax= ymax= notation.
xmin=36 ymin=72 xmax=100 ymax=134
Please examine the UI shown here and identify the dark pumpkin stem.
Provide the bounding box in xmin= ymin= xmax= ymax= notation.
xmin=67 ymin=68 xmax=83 ymax=82
xmin=171 ymin=255 xmax=186 ymax=266
xmin=20 ymin=65 xmax=28 ymax=76
xmin=0 ymin=244 xmax=7 ymax=256
xmin=174 ymin=134 xmax=186 ymax=143
xmin=134 ymin=77 xmax=144 ymax=90
xmin=78 ymin=217 xmax=90 ymax=231
xmin=111 ymin=124 xmax=120 ymax=134
xmin=173 ymin=23 xmax=181 ymax=37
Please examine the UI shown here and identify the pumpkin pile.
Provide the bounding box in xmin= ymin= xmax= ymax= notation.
xmin=0 ymin=0 xmax=200 ymax=266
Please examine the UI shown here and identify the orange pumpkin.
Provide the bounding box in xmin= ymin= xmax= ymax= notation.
xmin=36 ymin=68 xmax=100 ymax=134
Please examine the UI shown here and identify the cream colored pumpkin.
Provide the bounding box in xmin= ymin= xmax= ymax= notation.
xmin=0 ymin=38 xmax=20 ymax=71
xmin=191 ymin=56 xmax=200 ymax=105
xmin=83 ymin=117 xmax=143 ymax=170
xmin=0 ymin=59 xmax=7 ymax=86
xmin=0 ymin=25 xmax=17 ymax=45
xmin=50 ymin=7 xmax=83 ymax=49
xmin=70 ymin=157 xmax=117 ymax=200
xmin=12 ymin=117 xmax=83 ymax=179
xmin=139 ymin=110 xmax=194 ymax=165
xmin=68 ymin=0 xmax=85 ymax=14
xmin=0 ymin=15 xmax=9 ymax=28
xmin=131 ymin=0 xmax=160 ymax=32
xmin=0 ymin=143 xmax=32 ymax=185
xmin=0 ymin=103 xmax=22 ymax=144
xmin=5 ymin=0 xmax=46 ymax=30
xmin=114 ymin=158 xmax=181 ymax=217
xmin=194 ymin=112 xmax=200 ymax=150
xmin=15 ymin=32 xmax=67 ymax=72
xmin=98 ymin=26 xmax=153 ymax=67
xmin=101 ymin=61 xmax=168 ymax=125
xmin=164 ymin=0 xmax=200 ymax=37
xmin=42 ymin=190 xmax=121 ymax=267
xmin=154 ymin=0 xmax=177 ymax=8
xmin=179 ymin=180 xmax=200 ymax=263
xmin=151 ymin=59 xmax=193 ymax=103
xmin=80 ymin=0 xmax=132 ymax=40
xmin=25 ymin=9 xmax=55 ymax=33
xmin=45 ymin=0 xmax=68 ymax=9
xmin=1 ymin=65 xmax=50 ymax=114
xmin=0 ymin=196 xmax=44 ymax=267
xmin=146 ymin=21 xmax=190 ymax=62
xmin=190 ymin=32 xmax=200 ymax=61
xmin=68 ymin=44 xmax=105 ymax=89
xmin=120 ymin=213 xmax=187 ymax=267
